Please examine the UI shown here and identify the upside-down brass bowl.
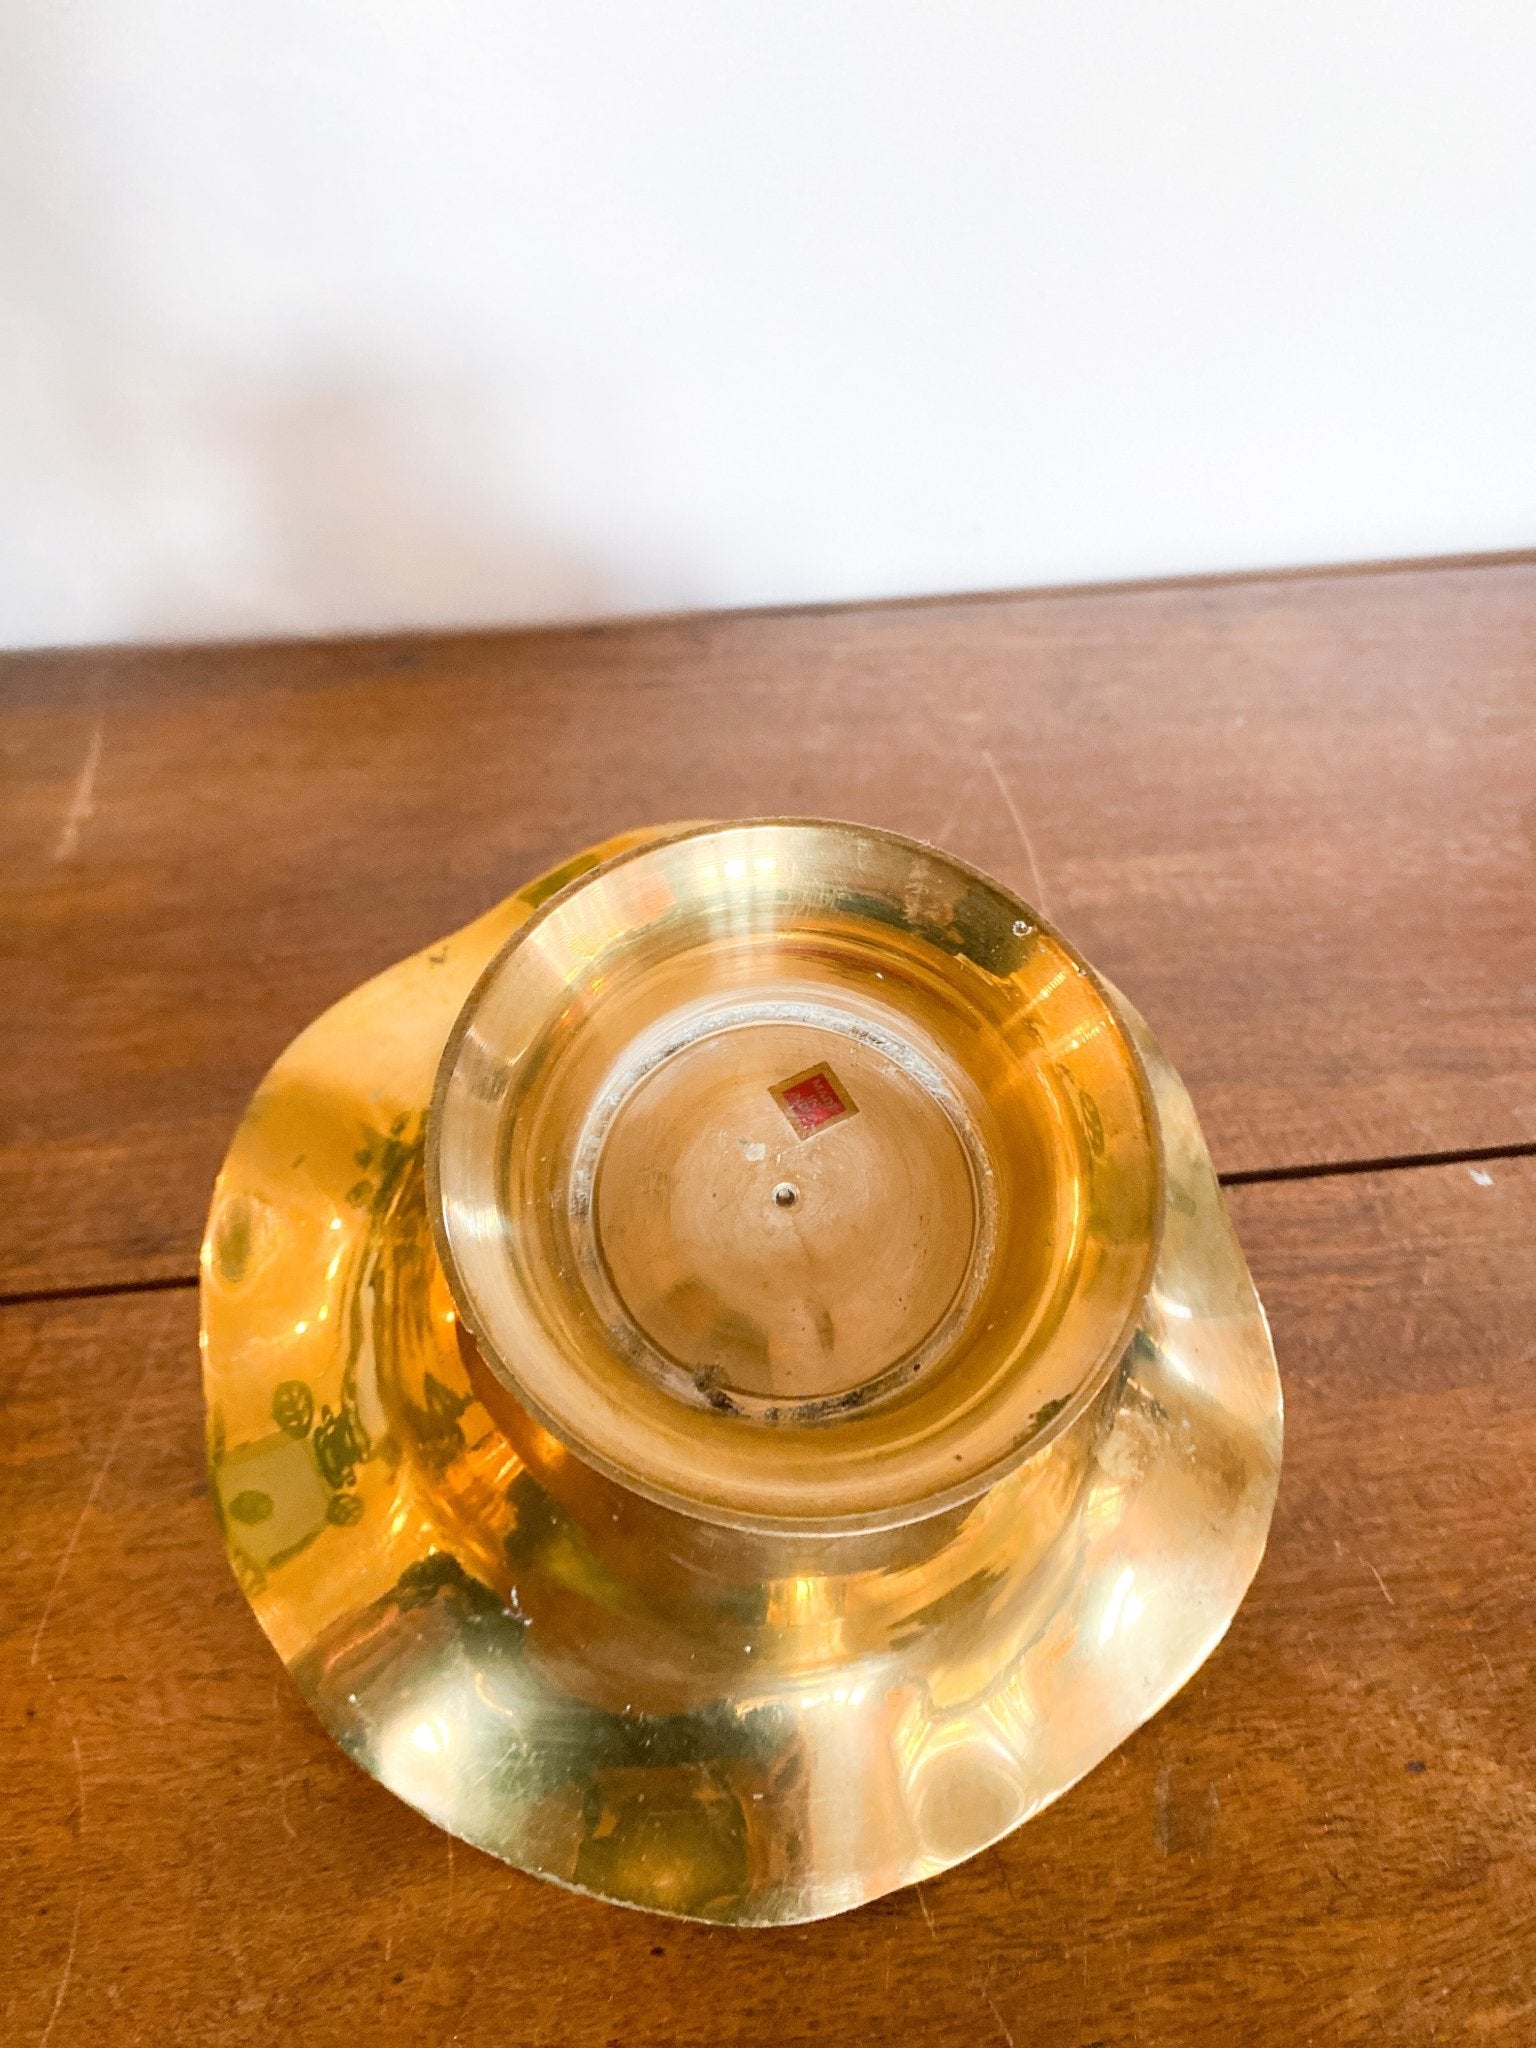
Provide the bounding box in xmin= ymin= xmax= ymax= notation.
xmin=202 ymin=820 xmax=1281 ymax=1925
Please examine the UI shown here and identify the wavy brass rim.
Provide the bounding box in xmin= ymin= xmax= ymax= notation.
xmin=201 ymin=824 xmax=1281 ymax=1926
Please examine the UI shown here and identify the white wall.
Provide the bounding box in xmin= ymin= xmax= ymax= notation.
xmin=3 ymin=3 xmax=1534 ymax=650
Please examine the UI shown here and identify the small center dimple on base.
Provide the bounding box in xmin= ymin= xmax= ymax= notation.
xmin=772 ymin=1182 xmax=799 ymax=1209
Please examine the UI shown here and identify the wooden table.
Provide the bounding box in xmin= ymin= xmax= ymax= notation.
xmin=5 ymin=554 xmax=1535 ymax=2044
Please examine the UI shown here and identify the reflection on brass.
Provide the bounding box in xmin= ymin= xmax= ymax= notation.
xmin=202 ymin=820 xmax=1282 ymax=1925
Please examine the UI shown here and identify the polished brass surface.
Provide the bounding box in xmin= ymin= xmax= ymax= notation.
xmin=431 ymin=824 xmax=1162 ymax=1529
xmin=202 ymin=820 xmax=1281 ymax=1926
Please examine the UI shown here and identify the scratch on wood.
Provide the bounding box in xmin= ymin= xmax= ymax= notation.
xmin=52 ymin=718 xmax=105 ymax=864
xmin=931 ymin=756 xmax=984 ymax=851
xmin=37 ymin=1663 xmax=88 ymax=1829
xmin=981 ymin=749 xmax=1050 ymax=916
xmin=915 ymin=1883 xmax=938 ymax=1941
xmin=38 ymin=1891 xmax=83 ymax=2048
xmin=30 ymin=1362 xmax=148 ymax=1665
xmin=1361 ymin=1556 xmax=1396 ymax=1608
xmin=979 ymin=1977 xmax=1015 ymax=2048
xmin=276 ymin=1769 xmax=296 ymax=1841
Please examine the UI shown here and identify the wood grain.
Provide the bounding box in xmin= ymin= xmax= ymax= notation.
xmin=4 ymin=555 xmax=1535 ymax=1294
xmin=6 ymin=1158 xmax=1534 ymax=2046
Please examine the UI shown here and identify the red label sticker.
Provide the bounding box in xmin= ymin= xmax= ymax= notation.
xmin=771 ymin=1063 xmax=857 ymax=1140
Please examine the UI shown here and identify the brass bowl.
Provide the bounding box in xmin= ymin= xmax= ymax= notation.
xmin=202 ymin=820 xmax=1281 ymax=1925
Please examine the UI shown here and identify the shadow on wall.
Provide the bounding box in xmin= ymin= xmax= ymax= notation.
xmin=0 ymin=11 xmax=664 ymax=645
xmin=128 ymin=371 xmax=628 ymax=642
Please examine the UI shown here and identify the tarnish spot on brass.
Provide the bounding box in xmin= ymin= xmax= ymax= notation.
xmin=770 ymin=1062 xmax=858 ymax=1141
xmin=213 ymin=1196 xmax=254 ymax=1285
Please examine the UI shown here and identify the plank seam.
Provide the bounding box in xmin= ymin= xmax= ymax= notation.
xmin=1219 ymin=1139 xmax=1536 ymax=1188
xmin=5 ymin=1138 xmax=1536 ymax=1310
